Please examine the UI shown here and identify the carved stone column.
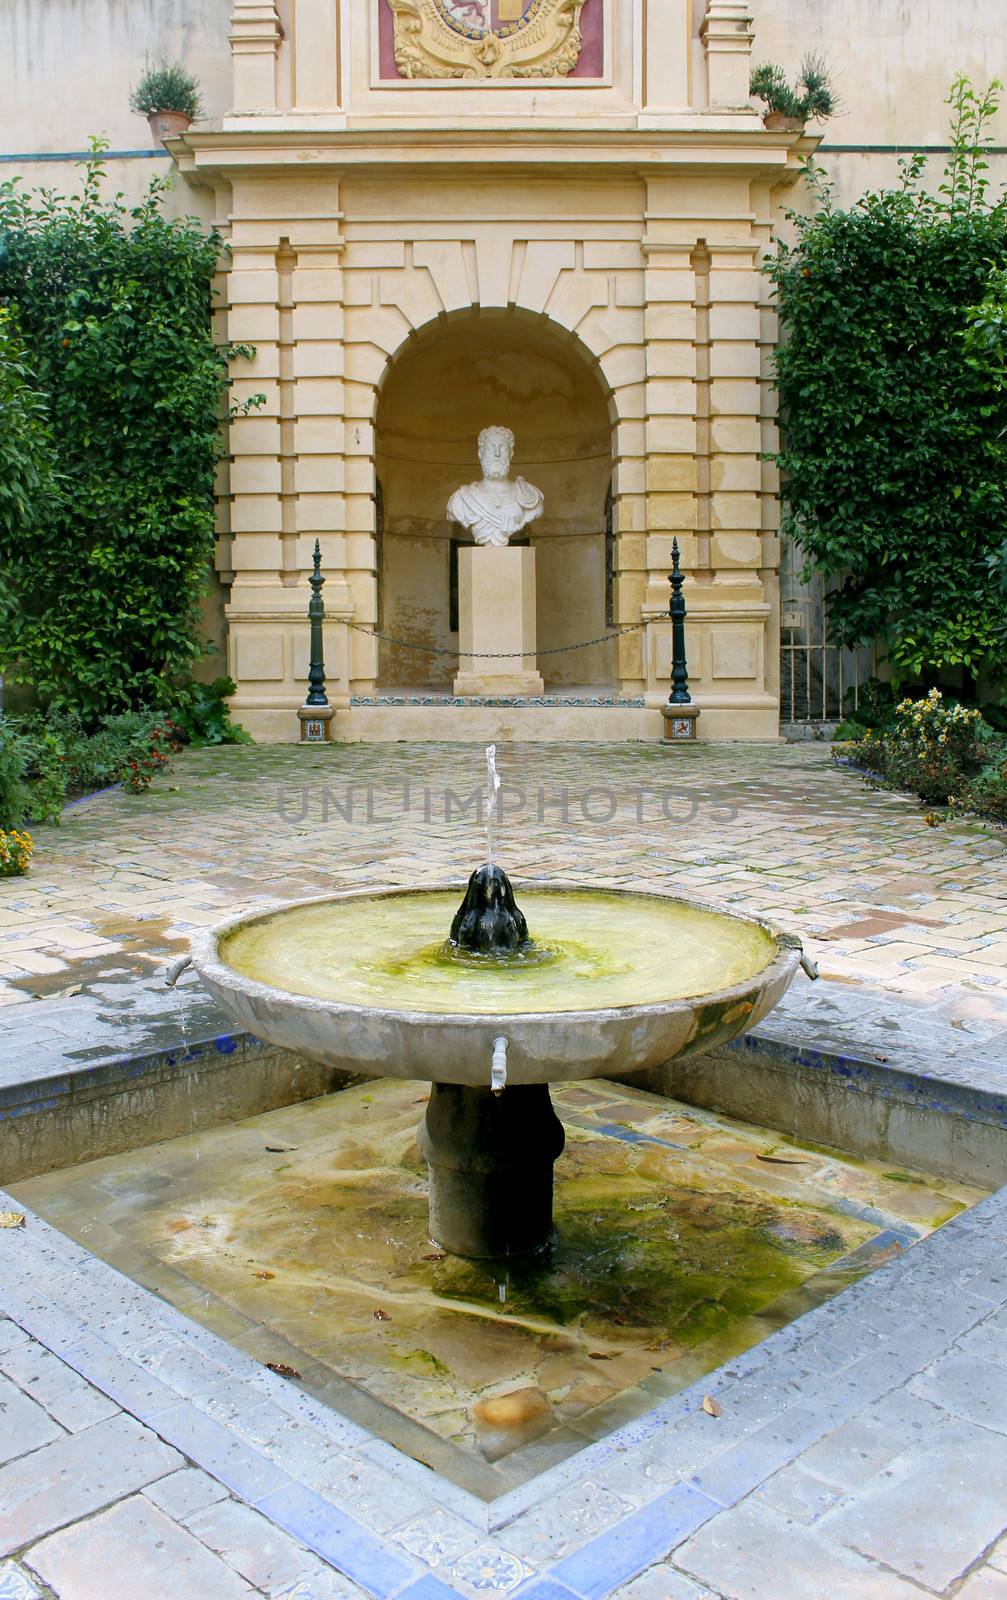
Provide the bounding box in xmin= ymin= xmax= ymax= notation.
xmin=700 ymin=0 xmax=754 ymax=109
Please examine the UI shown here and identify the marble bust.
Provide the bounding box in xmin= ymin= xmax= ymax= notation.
xmin=447 ymin=426 xmax=544 ymax=548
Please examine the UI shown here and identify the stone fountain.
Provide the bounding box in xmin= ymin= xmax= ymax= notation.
xmin=187 ymin=867 xmax=805 ymax=1262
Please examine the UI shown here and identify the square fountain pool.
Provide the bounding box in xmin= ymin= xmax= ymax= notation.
xmin=10 ymin=1076 xmax=985 ymax=1499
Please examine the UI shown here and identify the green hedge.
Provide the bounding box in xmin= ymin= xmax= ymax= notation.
xmin=767 ymin=78 xmax=1007 ymax=689
xmin=0 ymin=146 xmax=259 ymax=722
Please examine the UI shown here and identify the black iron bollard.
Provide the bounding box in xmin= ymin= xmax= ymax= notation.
xmin=298 ymin=539 xmax=335 ymax=741
xmin=662 ymin=538 xmax=700 ymax=741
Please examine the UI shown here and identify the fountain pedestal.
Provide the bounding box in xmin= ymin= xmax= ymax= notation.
xmin=419 ymin=1083 xmax=565 ymax=1259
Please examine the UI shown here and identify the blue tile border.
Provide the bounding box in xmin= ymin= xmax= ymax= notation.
xmin=397 ymin=1579 xmax=477 ymax=1600
xmin=255 ymin=1481 xmax=419 ymax=1598
xmin=548 ymin=1485 xmax=720 ymax=1600
xmin=513 ymin=1581 xmax=583 ymax=1600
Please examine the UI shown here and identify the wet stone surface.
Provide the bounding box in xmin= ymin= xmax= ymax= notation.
xmin=13 ymin=1077 xmax=984 ymax=1494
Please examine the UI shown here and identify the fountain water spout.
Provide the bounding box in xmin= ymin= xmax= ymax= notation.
xmin=164 ymin=954 xmax=193 ymax=989
xmin=491 ymin=1036 xmax=508 ymax=1094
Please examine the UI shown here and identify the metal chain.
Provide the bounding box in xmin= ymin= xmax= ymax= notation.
xmin=344 ymin=620 xmax=644 ymax=659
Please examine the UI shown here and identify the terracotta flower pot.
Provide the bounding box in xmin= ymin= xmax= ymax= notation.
xmin=148 ymin=110 xmax=192 ymax=145
xmin=762 ymin=111 xmax=806 ymax=132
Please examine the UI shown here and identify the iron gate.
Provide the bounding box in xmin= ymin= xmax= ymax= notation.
xmin=779 ymin=536 xmax=876 ymax=723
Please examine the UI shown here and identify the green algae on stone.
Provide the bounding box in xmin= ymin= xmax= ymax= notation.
xmin=12 ymin=1076 xmax=984 ymax=1492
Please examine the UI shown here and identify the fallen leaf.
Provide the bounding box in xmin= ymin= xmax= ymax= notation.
xmin=0 ymin=1212 xmax=26 ymax=1229
xmin=422 ymin=1252 xmax=447 ymax=1262
xmin=645 ymin=1337 xmax=680 ymax=1354
xmin=757 ymin=1152 xmax=811 ymax=1165
xmin=373 ymin=1308 xmax=391 ymax=1322
xmin=253 ymin=1270 xmax=275 ymax=1280
xmin=31 ymin=983 xmax=83 ymax=1001
xmin=702 ymin=1395 xmax=722 ymax=1418
xmin=164 ymin=1220 xmax=192 ymax=1235
xmin=588 ymin=1351 xmax=615 ymax=1361
xmin=873 ymin=1054 xmax=889 ymax=1063
xmin=266 ymin=1362 xmax=302 ymax=1379
xmin=265 ymin=1145 xmax=297 ymax=1153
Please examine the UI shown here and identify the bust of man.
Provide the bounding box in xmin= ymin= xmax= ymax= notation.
xmin=447 ymin=425 xmax=544 ymax=548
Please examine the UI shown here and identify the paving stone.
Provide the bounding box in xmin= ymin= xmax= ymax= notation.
xmin=613 ymin=1564 xmax=721 ymax=1599
xmin=819 ymin=1418 xmax=1007 ymax=1591
xmin=956 ymin=1575 xmax=1007 ymax=1600
xmin=143 ymin=1466 xmax=230 ymax=1521
xmin=909 ymin=1353 xmax=1007 ymax=1434
xmin=273 ymin=1568 xmax=371 ymax=1600
xmin=0 ymin=1372 xmax=64 ymax=1466
xmin=754 ymin=1463 xmax=845 ymax=1524
xmin=796 ymin=1390 xmax=949 ymax=1490
xmin=0 ymin=1562 xmax=43 ymax=1600
xmin=187 ymin=1498 xmax=321 ymax=1594
xmin=675 ymin=1499 xmax=928 ymax=1600
xmin=26 ymin=1495 xmax=256 ymax=1598
xmin=0 ymin=1413 xmax=181 ymax=1554
xmin=951 ymin=1308 xmax=1007 ymax=1366
xmin=0 ymin=1341 xmax=119 ymax=1432
xmin=0 ymin=1325 xmax=29 ymax=1359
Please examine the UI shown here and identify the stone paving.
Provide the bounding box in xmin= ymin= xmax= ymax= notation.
xmin=0 ymin=741 xmax=1006 ymax=1600
xmin=1 ymin=741 xmax=1005 ymax=1033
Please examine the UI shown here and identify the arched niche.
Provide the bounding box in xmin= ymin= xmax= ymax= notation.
xmin=374 ymin=308 xmax=615 ymax=692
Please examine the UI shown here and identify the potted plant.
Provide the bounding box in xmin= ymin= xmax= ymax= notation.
xmin=750 ymin=53 xmax=837 ymax=132
xmin=129 ymin=60 xmax=204 ymax=144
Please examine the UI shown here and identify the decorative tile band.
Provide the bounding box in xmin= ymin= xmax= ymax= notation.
xmin=349 ymin=697 xmax=647 ymax=709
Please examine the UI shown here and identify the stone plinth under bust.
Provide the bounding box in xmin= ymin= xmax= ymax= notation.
xmin=453 ymin=546 xmax=544 ymax=696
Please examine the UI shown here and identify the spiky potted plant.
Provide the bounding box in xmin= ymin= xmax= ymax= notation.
xmin=130 ymin=60 xmax=204 ymax=144
xmin=750 ymin=53 xmax=837 ymax=132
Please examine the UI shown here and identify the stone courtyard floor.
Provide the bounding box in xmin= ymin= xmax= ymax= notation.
xmin=1 ymin=740 xmax=1006 ymax=1028
xmin=1 ymin=741 xmax=1006 ymax=1600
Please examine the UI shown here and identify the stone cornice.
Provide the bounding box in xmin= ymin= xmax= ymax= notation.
xmin=172 ymin=123 xmax=817 ymax=182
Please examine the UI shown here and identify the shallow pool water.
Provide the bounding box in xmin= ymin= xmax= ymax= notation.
xmin=220 ymin=889 xmax=778 ymax=1013
xmin=13 ymin=1077 xmax=983 ymax=1498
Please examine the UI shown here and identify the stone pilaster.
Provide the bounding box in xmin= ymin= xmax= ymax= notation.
xmin=700 ymin=1 xmax=754 ymax=109
xmin=229 ymin=0 xmax=283 ymax=113
xmin=641 ymin=0 xmax=690 ymax=115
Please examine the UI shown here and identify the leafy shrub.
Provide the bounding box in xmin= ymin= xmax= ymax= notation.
xmin=952 ymin=753 xmax=1007 ymax=823
xmin=129 ymin=61 xmax=204 ymax=122
xmin=0 ymin=720 xmax=30 ymax=831
xmin=0 ymin=148 xmax=260 ymax=722
xmin=1 ymin=707 xmax=181 ymax=824
xmin=170 ymin=677 xmax=252 ymax=747
xmin=0 ymin=307 xmax=53 ymax=559
xmin=767 ymin=77 xmax=1007 ymax=689
xmin=881 ymin=691 xmax=986 ymax=803
xmin=0 ymin=828 xmax=33 ymax=877
xmin=838 ymin=688 xmax=1007 ymax=816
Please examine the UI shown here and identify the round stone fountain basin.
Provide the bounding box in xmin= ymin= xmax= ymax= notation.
xmin=191 ymin=885 xmax=803 ymax=1087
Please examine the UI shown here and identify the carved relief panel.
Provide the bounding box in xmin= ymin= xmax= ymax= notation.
xmin=381 ymin=0 xmax=603 ymax=79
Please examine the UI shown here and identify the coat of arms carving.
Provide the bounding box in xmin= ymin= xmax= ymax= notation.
xmin=387 ymin=0 xmax=587 ymax=79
